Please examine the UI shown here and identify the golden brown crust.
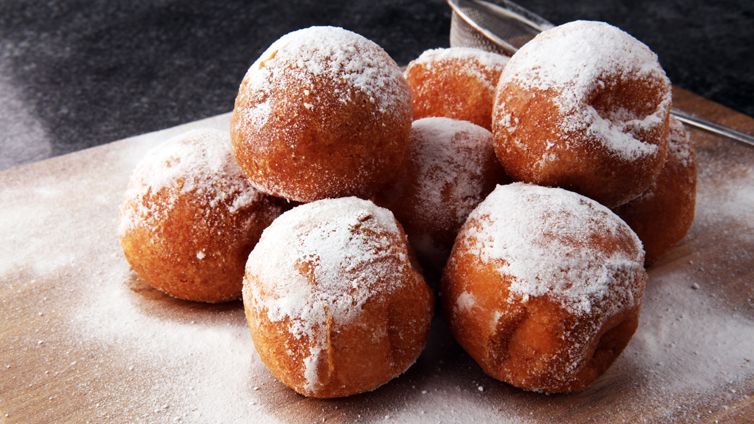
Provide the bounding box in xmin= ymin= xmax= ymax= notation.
xmin=443 ymin=257 xmax=641 ymax=393
xmin=491 ymin=21 xmax=672 ymax=208
xmin=404 ymin=47 xmax=509 ymax=131
xmin=246 ymin=271 xmax=434 ymax=398
xmin=230 ymin=26 xmax=413 ymax=203
xmin=493 ymin=82 xmax=671 ymax=209
xmin=613 ymin=117 xmax=697 ymax=266
xmin=118 ymin=129 xmax=286 ymax=303
xmin=441 ymin=183 xmax=646 ymax=393
xmin=243 ymin=197 xmax=434 ymax=397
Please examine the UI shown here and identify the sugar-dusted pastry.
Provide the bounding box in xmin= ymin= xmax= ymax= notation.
xmin=405 ymin=47 xmax=509 ymax=130
xmin=441 ymin=183 xmax=647 ymax=393
xmin=614 ymin=116 xmax=697 ymax=266
xmin=119 ymin=128 xmax=286 ymax=303
xmin=231 ymin=26 xmax=413 ymax=203
xmin=492 ymin=21 xmax=672 ymax=208
xmin=374 ymin=117 xmax=509 ymax=275
xmin=243 ymin=197 xmax=434 ymax=398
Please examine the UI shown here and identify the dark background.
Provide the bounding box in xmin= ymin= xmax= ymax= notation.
xmin=1 ymin=0 xmax=752 ymax=170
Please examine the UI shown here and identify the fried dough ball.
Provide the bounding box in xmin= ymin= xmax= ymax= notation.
xmin=404 ymin=47 xmax=509 ymax=131
xmin=492 ymin=21 xmax=672 ymax=208
xmin=118 ymin=128 xmax=286 ymax=303
xmin=373 ymin=117 xmax=510 ymax=276
xmin=230 ymin=26 xmax=413 ymax=203
xmin=614 ymin=116 xmax=697 ymax=266
xmin=243 ymin=197 xmax=434 ymax=398
xmin=441 ymin=183 xmax=647 ymax=393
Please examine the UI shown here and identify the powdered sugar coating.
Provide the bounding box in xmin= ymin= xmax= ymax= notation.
xmin=246 ymin=198 xmax=404 ymax=327
xmin=613 ymin=116 xmax=697 ymax=266
xmin=119 ymin=128 xmax=263 ymax=237
xmin=461 ymin=182 xmax=645 ymax=315
xmin=118 ymin=128 xmax=285 ymax=303
xmin=497 ymin=20 xmax=670 ymax=161
xmin=503 ymin=21 xmax=663 ymax=95
xmin=374 ymin=117 xmax=507 ymax=273
xmin=408 ymin=118 xmax=496 ymax=226
xmin=230 ymin=26 xmax=413 ymax=202
xmin=492 ymin=21 xmax=672 ymax=208
xmin=411 ymin=47 xmax=509 ymax=92
xmin=667 ymin=116 xmax=694 ymax=168
xmin=242 ymin=26 xmax=408 ymax=119
xmin=243 ymin=197 xmax=430 ymax=395
xmin=627 ymin=117 xmax=695 ymax=206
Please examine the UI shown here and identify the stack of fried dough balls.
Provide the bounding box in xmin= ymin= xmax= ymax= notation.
xmin=381 ymin=46 xmax=512 ymax=279
xmin=418 ymin=20 xmax=695 ymax=394
xmin=486 ymin=19 xmax=696 ymax=263
xmin=230 ymin=26 xmax=435 ymax=398
xmin=118 ymin=128 xmax=287 ymax=303
xmin=119 ymin=17 xmax=698 ymax=399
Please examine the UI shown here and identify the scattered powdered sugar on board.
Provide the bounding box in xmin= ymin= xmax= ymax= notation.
xmin=590 ymin=129 xmax=754 ymax=421
xmin=614 ymin=264 xmax=754 ymax=420
xmin=3 ymin=100 xmax=754 ymax=422
xmin=464 ymin=182 xmax=645 ymax=316
xmin=71 ymin=273 xmax=279 ymax=423
xmin=0 ymin=113 xmax=285 ymax=423
xmin=693 ymin=158 xmax=754 ymax=233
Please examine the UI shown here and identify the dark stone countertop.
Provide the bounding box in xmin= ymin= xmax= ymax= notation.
xmin=1 ymin=0 xmax=752 ymax=171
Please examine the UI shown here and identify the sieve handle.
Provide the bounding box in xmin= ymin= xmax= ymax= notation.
xmin=670 ymin=108 xmax=754 ymax=147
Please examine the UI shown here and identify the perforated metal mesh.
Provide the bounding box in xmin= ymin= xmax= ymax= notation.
xmin=447 ymin=0 xmax=554 ymax=56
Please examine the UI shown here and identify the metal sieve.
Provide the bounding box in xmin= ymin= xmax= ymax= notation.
xmin=446 ymin=0 xmax=754 ymax=147
xmin=448 ymin=0 xmax=553 ymax=57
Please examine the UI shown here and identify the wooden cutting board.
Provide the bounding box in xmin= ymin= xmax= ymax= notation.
xmin=1 ymin=87 xmax=753 ymax=424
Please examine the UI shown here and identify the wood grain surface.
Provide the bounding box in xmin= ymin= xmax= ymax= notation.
xmin=1 ymin=87 xmax=753 ymax=423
